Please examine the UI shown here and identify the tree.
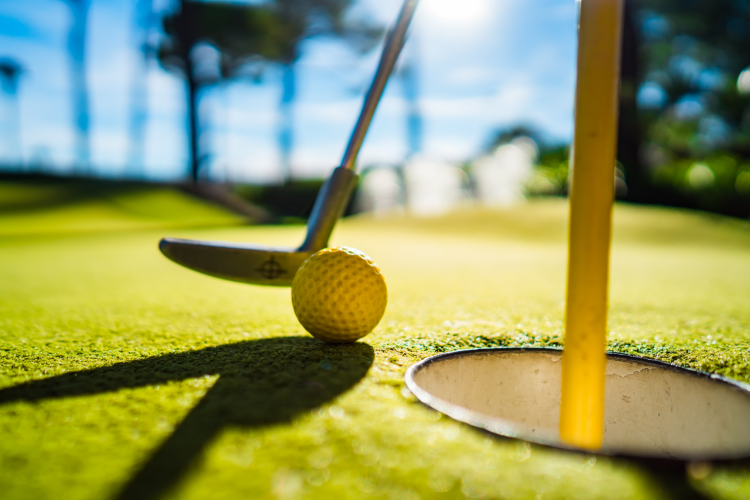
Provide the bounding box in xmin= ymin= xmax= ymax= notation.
xmin=65 ymin=0 xmax=90 ymax=174
xmin=0 ymin=58 xmax=23 ymax=169
xmin=619 ymin=0 xmax=750 ymax=216
xmin=399 ymin=46 xmax=422 ymax=159
xmin=158 ymin=0 xmax=286 ymax=182
xmin=127 ymin=0 xmax=157 ymax=178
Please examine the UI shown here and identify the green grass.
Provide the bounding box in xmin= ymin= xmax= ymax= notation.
xmin=0 ymin=179 xmax=245 ymax=236
xmin=1 ymin=194 xmax=750 ymax=499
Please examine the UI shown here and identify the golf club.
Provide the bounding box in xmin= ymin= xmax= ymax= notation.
xmin=159 ymin=0 xmax=419 ymax=286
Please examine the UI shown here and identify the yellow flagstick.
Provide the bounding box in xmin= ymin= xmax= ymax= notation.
xmin=559 ymin=0 xmax=624 ymax=449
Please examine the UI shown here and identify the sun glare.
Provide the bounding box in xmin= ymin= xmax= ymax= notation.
xmin=423 ymin=0 xmax=489 ymax=23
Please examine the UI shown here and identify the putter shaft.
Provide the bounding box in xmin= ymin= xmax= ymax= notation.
xmin=341 ymin=0 xmax=419 ymax=171
xmin=160 ymin=0 xmax=419 ymax=286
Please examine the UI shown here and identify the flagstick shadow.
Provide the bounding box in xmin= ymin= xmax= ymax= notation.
xmin=0 ymin=336 xmax=374 ymax=500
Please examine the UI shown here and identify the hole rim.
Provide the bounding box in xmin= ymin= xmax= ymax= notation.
xmin=404 ymin=346 xmax=750 ymax=463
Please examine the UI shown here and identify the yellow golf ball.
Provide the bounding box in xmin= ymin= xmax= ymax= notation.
xmin=292 ymin=246 xmax=387 ymax=343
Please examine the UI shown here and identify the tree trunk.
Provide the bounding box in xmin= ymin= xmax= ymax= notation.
xmin=187 ymin=64 xmax=201 ymax=183
xmin=278 ymin=63 xmax=295 ymax=184
xmin=0 ymin=60 xmax=23 ymax=169
xmin=127 ymin=0 xmax=154 ymax=178
xmin=67 ymin=0 xmax=90 ymax=174
xmin=617 ymin=0 xmax=645 ymax=201
xmin=401 ymin=45 xmax=422 ymax=158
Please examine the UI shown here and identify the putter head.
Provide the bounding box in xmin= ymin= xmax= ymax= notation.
xmin=159 ymin=167 xmax=357 ymax=287
xmin=159 ymin=237 xmax=313 ymax=287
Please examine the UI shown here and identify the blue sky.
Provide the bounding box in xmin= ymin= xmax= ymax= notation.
xmin=0 ymin=0 xmax=578 ymax=182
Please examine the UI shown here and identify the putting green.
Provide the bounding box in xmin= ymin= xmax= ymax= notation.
xmin=1 ymin=188 xmax=750 ymax=500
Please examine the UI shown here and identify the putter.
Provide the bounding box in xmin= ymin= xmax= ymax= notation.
xmin=159 ymin=0 xmax=419 ymax=287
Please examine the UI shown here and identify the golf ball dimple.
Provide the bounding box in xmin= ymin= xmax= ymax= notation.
xmin=292 ymin=246 xmax=387 ymax=343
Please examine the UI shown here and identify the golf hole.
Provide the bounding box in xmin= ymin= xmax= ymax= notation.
xmin=405 ymin=348 xmax=750 ymax=460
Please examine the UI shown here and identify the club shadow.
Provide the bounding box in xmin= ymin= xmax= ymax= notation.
xmin=0 ymin=336 xmax=374 ymax=500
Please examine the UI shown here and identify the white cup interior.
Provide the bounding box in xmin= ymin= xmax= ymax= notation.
xmin=406 ymin=349 xmax=750 ymax=459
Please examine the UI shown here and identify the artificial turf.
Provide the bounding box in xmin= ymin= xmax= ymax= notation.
xmin=1 ymin=183 xmax=750 ymax=500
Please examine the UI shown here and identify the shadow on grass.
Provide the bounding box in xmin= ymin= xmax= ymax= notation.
xmin=0 ymin=336 xmax=374 ymax=500
xmin=627 ymin=458 xmax=713 ymax=500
